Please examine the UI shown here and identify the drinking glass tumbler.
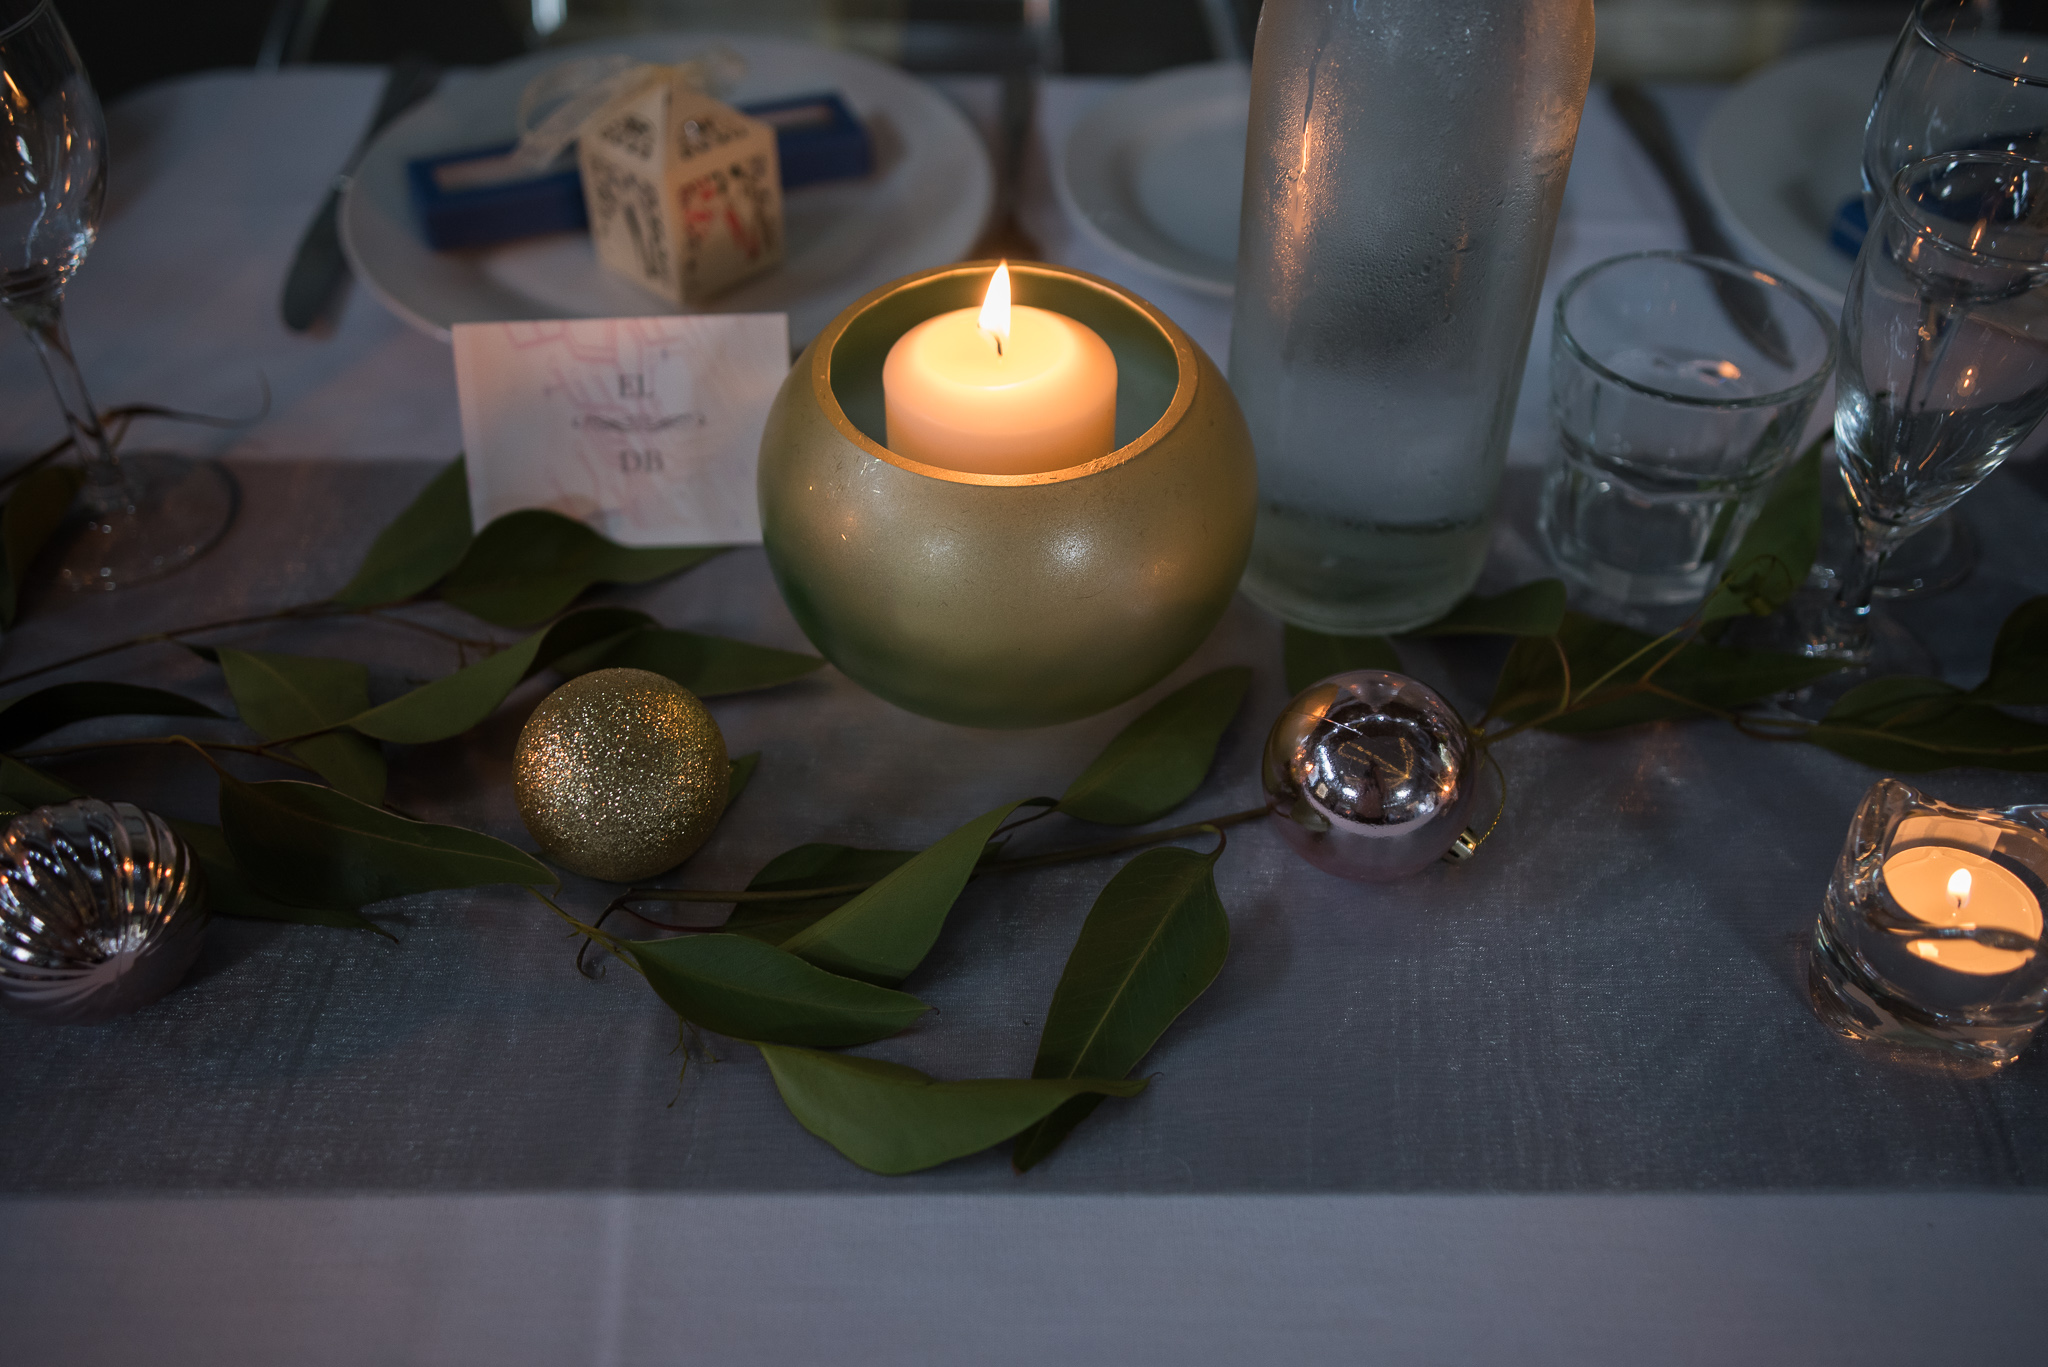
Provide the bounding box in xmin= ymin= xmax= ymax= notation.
xmin=1536 ymin=252 xmax=1836 ymax=607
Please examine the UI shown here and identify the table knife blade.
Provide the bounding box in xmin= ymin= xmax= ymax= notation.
xmin=1609 ymin=82 xmax=1796 ymax=370
xmin=282 ymin=55 xmax=442 ymax=333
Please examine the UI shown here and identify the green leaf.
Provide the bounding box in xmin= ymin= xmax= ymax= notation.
xmin=218 ymin=775 xmax=553 ymax=909
xmin=1283 ymin=626 xmax=1401 ymax=696
xmin=0 ymin=682 xmax=221 ymax=752
xmin=727 ymin=751 xmax=759 ymax=804
xmin=1057 ymin=668 xmax=1251 ymax=826
xmin=331 ymin=457 xmax=474 ymax=607
xmin=626 ymin=933 xmax=929 ymax=1047
xmin=1806 ymin=679 xmax=2048 ymax=772
xmin=1012 ymin=841 xmax=1231 ymax=1172
xmin=216 ymin=648 xmax=386 ymax=804
xmin=1488 ymin=612 xmax=1842 ymax=732
xmin=722 ymin=843 xmax=917 ymax=946
xmin=1973 ymin=596 xmax=2048 ymax=706
xmin=0 ymin=465 xmax=83 ymax=626
xmin=757 ymin=1044 xmax=1146 ymax=1175
xmin=1700 ymin=436 xmax=1825 ymax=623
xmin=778 ymin=801 xmax=1035 ymax=984
xmin=347 ymin=607 xmax=651 ymax=745
xmin=437 ymin=509 xmax=722 ymax=628
xmin=0 ymin=755 xmax=77 ymax=811
xmin=1410 ymin=580 xmax=1568 ymax=637
xmin=170 ymin=819 xmax=389 ymax=936
xmin=557 ymin=628 xmax=826 ymax=697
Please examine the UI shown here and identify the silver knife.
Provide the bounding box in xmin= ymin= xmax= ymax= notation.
xmin=1609 ymin=82 xmax=1795 ymax=369
xmin=282 ymin=54 xmax=442 ymax=333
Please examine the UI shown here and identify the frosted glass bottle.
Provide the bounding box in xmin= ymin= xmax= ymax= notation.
xmin=1230 ymin=0 xmax=1595 ymax=633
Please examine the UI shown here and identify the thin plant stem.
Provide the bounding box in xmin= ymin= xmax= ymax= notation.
xmin=0 ymin=603 xmax=346 ymax=687
xmin=19 ymin=733 xmax=319 ymax=774
xmin=609 ymin=804 xmax=1270 ymax=911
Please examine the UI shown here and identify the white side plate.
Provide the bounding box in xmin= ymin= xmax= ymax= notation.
xmin=1696 ymin=37 xmax=1896 ymax=312
xmin=1054 ymin=62 xmax=1249 ymax=298
xmin=340 ymin=33 xmax=994 ymax=346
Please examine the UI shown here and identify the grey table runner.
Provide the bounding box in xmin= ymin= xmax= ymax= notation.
xmin=1 ymin=459 xmax=2043 ymax=1195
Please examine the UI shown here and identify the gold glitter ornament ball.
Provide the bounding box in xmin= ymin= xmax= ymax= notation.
xmin=514 ymin=668 xmax=730 ymax=882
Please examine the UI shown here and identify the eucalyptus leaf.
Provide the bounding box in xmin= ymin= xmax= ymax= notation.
xmin=558 ymin=628 xmax=826 ymax=697
xmin=0 ymin=465 xmax=83 ymax=626
xmin=727 ymin=751 xmax=760 ymax=804
xmin=347 ymin=608 xmax=651 ymax=745
xmin=1807 ymin=695 xmax=2048 ymax=772
xmin=331 ymin=457 xmax=474 ymax=607
xmin=1410 ymin=579 xmax=1568 ymax=637
xmin=722 ymin=843 xmax=917 ymax=946
xmin=778 ymin=801 xmax=1037 ymax=984
xmin=1283 ymin=626 xmax=1401 ymax=696
xmin=626 ymin=933 xmax=929 ymax=1047
xmin=1700 ymin=436 xmax=1825 ymax=623
xmin=1972 ymin=595 xmax=2048 ymax=706
xmin=170 ymin=819 xmax=389 ymax=936
xmin=1826 ymin=675 xmax=1964 ymax=724
xmin=217 ymin=648 xmax=385 ymax=804
xmin=1488 ymin=612 xmax=1842 ymax=732
xmin=757 ymin=1043 xmax=1146 ymax=1175
xmin=219 ymin=775 xmax=552 ymax=909
xmin=0 ymin=755 xmax=77 ymax=810
xmin=1058 ymin=668 xmax=1251 ymax=826
xmin=0 ymin=682 xmax=220 ymax=752
xmin=1012 ymin=841 xmax=1231 ymax=1172
xmin=437 ymin=509 xmax=721 ymax=628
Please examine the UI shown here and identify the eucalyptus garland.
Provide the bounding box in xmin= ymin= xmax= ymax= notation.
xmin=0 ymin=438 xmax=2042 ymax=1176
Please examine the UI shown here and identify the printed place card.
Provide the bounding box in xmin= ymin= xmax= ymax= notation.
xmin=453 ymin=313 xmax=790 ymax=545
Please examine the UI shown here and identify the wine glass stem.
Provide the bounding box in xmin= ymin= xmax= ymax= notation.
xmin=1827 ymin=526 xmax=1892 ymax=660
xmin=9 ymin=291 xmax=129 ymax=515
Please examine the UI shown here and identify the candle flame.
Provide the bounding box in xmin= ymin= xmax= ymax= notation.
xmin=1948 ymin=866 xmax=1972 ymax=910
xmin=979 ymin=261 xmax=1011 ymax=356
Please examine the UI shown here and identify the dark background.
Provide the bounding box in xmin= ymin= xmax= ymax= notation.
xmin=55 ymin=0 xmax=1920 ymax=104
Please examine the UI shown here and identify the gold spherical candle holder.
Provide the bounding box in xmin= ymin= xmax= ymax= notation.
xmin=758 ymin=261 xmax=1257 ymax=729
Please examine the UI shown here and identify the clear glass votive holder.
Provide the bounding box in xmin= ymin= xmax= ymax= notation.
xmin=1536 ymin=251 xmax=1836 ymax=607
xmin=1810 ymin=778 xmax=2048 ymax=1067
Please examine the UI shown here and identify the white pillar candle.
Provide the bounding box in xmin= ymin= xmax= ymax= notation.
xmin=881 ymin=262 xmax=1119 ymax=476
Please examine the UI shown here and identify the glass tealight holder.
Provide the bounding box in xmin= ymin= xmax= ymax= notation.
xmin=758 ymin=260 xmax=1256 ymax=728
xmin=1810 ymin=778 xmax=2048 ymax=1066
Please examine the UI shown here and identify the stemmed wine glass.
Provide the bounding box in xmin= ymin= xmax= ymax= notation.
xmin=1 ymin=0 xmax=234 ymax=591
xmin=1810 ymin=150 xmax=2048 ymax=663
xmin=1823 ymin=0 xmax=2048 ymax=599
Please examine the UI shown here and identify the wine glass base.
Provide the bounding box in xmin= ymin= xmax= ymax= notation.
xmin=53 ymin=454 xmax=238 ymax=592
xmin=1721 ymin=593 xmax=1936 ymax=717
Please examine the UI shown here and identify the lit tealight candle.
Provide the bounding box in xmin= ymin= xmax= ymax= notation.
xmin=882 ymin=262 xmax=1119 ymax=476
xmin=1885 ymin=841 xmax=2043 ymax=976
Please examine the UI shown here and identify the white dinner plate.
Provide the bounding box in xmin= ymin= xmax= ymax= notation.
xmin=1696 ymin=36 xmax=1896 ymax=311
xmin=340 ymin=34 xmax=994 ymax=346
xmin=1054 ymin=62 xmax=1249 ymax=297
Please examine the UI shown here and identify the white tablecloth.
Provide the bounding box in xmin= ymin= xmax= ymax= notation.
xmin=2 ymin=65 xmax=2041 ymax=1367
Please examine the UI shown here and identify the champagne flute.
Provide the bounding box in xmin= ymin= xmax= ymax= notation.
xmin=1837 ymin=0 xmax=2048 ymax=599
xmin=1814 ymin=151 xmax=2048 ymax=662
xmin=1 ymin=0 xmax=234 ymax=591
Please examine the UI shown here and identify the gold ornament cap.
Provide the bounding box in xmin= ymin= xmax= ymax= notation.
xmin=513 ymin=668 xmax=730 ymax=882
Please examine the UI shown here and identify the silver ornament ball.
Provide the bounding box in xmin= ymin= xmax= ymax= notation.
xmin=0 ymin=799 xmax=209 ymax=1024
xmin=1262 ymin=669 xmax=1478 ymax=881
